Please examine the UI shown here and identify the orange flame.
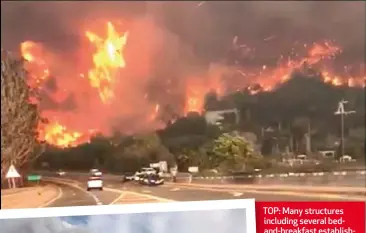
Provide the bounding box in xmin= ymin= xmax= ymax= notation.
xmin=19 ymin=26 xmax=364 ymax=148
xmin=19 ymin=22 xmax=130 ymax=148
xmin=20 ymin=41 xmax=50 ymax=87
xmin=38 ymin=122 xmax=84 ymax=148
xmin=184 ymin=76 xmax=222 ymax=114
xmin=237 ymin=41 xmax=364 ymax=94
xmin=86 ymin=22 xmax=129 ymax=103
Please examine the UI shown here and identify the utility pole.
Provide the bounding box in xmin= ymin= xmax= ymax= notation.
xmin=305 ymin=120 xmax=312 ymax=155
xmin=334 ymin=100 xmax=356 ymax=157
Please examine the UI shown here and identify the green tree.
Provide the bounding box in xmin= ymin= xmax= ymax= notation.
xmin=210 ymin=132 xmax=257 ymax=171
xmin=1 ymin=51 xmax=43 ymax=176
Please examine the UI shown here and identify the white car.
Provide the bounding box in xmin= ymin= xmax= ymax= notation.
xmin=141 ymin=168 xmax=156 ymax=175
xmin=87 ymin=176 xmax=103 ymax=191
xmin=90 ymin=169 xmax=102 ymax=177
xmin=57 ymin=170 xmax=66 ymax=176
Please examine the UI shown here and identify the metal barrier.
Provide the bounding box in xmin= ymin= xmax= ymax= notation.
xmin=190 ymin=170 xmax=366 ymax=187
xmin=37 ymin=170 xmax=366 ymax=187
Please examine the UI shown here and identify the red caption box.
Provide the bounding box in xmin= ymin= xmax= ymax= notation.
xmin=256 ymin=202 xmax=365 ymax=233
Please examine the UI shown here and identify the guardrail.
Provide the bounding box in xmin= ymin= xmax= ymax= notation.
xmin=188 ymin=170 xmax=366 ymax=187
xmin=37 ymin=169 xmax=366 ymax=187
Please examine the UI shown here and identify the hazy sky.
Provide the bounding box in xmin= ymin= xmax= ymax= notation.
xmin=0 ymin=208 xmax=247 ymax=233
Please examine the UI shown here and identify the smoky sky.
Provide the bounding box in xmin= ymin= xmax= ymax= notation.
xmin=1 ymin=1 xmax=365 ymax=64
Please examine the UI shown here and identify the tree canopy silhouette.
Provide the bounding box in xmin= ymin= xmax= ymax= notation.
xmin=1 ymin=50 xmax=43 ymax=177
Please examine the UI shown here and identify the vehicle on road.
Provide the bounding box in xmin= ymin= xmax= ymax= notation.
xmin=87 ymin=176 xmax=103 ymax=191
xmin=141 ymin=167 xmax=157 ymax=175
xmin=134 ymin=171 xmax=144 ymax=182
xmin=57 ymin=170 xmax=66 ymax=176
xmin=90 ymin=168 xmax=102 ymax=177
xmin=134 ymin=167 xmax=157 ymax=182
xmin=122 ymin=172 xmax=135 ymax=182
xmin=139 ymin=174 xmax=164 ymax=186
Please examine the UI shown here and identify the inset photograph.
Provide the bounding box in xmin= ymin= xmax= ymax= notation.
xmin=0 ymin=199 xmax=255 ymax=233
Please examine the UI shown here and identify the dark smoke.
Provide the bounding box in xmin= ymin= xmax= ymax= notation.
xmin=2 ymin=1 xmax=365 ymax=62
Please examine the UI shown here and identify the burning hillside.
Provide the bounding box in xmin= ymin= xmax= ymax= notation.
xmin=3 ymin=2 xmax=363 ymax=148
xmin=21 ymin=23 xmax=364 ymax=148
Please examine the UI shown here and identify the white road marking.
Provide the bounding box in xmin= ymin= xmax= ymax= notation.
xmin=109 ymin=193 xmax=125 ymax=205
xmin=170 ymin=188 xmax=180 ymax=191
xmin=38 ymin=185 xmax=63 ymax=208
xmin=142 ymin=190 xmax=152 ymax=193
xmin=89 ymin=191 xmax=103 ymax=206
xmin=104 ymin=187 xmax=174 ymax=202
xmin=231 ymin=192 xmax=243 ymax=197
xmin=43 ymin=177 xmax=103 ymax=206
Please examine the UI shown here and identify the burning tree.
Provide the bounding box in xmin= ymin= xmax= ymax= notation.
xmin=1 ymin=50 xmax=43 ymax=178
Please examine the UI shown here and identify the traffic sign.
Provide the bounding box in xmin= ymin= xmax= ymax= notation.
xmin=27 ymin=175 xmax=42 ymax=181
xmin=5 ymin=164 xmax=21 ymax=178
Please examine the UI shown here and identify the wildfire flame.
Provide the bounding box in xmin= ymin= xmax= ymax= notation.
xmin=38 ymin=122 xmax=84 ymax=148
xmin=20 ymin=22 xmax=129 ymax=148
xmin=20 ymin=41 xmax=50 ymax=87
xmin=18 ymin=22 xmax=364 ymax=148
xmin=183 ymin=41 xmax=364 ymax=113
xmin=86 ymin=22 xmax=129 ymax=103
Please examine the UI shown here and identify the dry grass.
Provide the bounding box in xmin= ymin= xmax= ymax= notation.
xmin=1 ymin=184 xmax=59 ymax=209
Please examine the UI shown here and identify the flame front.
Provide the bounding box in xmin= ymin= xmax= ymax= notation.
xmin=39 ymin=122 xmax=83 ymax=148
xmin=19 ymin=22 xmax=129 ymax=147
xmin=20 ymin=41 xmax=50 ymax=88
xmin=18 ymin=22 xmax=365 ymax=148
xmin=184 ymin=80 xmax=207 ymax=114
xmin=86 ymin=22 xmax=129 ymax=103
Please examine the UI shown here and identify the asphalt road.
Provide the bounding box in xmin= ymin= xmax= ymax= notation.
xmin=107 ymin=181 xmax=365 ymax=202
xmin=46 ymin=176 xmax=365 ymax=208
xmin=48 ymin=182 xmax=96 ymax=207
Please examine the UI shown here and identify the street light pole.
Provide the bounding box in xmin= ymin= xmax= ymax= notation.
xmin=334 ymin=100 xmax=356 ymax=157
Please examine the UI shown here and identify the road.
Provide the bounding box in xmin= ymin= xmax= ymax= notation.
xmin=44 ymin=176 xmax=366 ymax=207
